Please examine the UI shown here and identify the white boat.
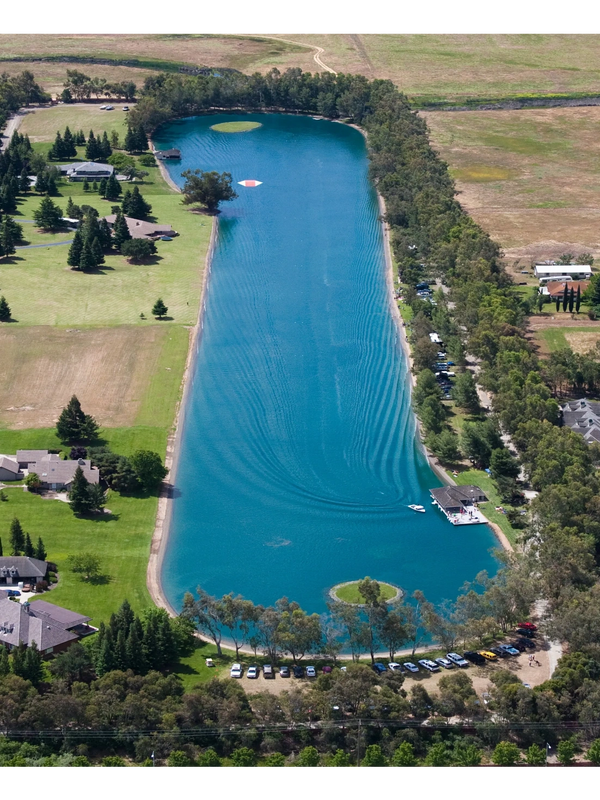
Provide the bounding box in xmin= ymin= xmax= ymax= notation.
xmin=408 ymin=504 xmax=426 ymax=513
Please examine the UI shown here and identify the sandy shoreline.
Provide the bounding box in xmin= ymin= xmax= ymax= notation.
xmin=146 ymin=142 xmax=218 ymax=617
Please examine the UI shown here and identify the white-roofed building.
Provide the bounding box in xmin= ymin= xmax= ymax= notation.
xmin=534 ymin=264 xmax=592 ymax=281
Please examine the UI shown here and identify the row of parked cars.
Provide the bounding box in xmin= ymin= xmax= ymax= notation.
xmin=229 ymin=623 xmax=538 ymax=679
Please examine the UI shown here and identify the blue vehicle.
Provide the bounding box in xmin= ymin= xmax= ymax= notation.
xmin=499 ymin=645 xmax=520 ymax=656
xmin=6 ymin=589 xmax=21 ymax=597
xmin=372 ymin=662 xmax=387 ymax=674
xmin=160 ymin=236 xmax=173 ymax=241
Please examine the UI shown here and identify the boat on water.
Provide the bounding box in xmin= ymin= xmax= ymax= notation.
xmin=408 ymin=504 xmax=426 ymax=513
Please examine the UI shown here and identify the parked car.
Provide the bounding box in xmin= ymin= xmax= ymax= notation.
xmin=446 ymin=361 xmax=455 ymax=366
xmin=403 ymin=662 xmax=419 ymax=673
xmin=247 ymin=665 xmax=259 ymax=679
xmin=230 ymin=663 xmax=243 ymax=678
xmin=463 ymin=651 xmax=486 ymax=665
xmin=279 ymin=666 xmax=290 ymax=677
xmin=499 ymin=644 xmax=521 ymax=656
xmin=510 ymin=641 xmax=527 ymax=652
xmin=447 ymin=652 xmax=469 ymax=668
xmin=517 ymin=637 xmax=536 ymax=650
xmin=263 ymin=664 xmax=274 ymax=679
xmin=293 ymin=665 xmax=304 ymax=678
xmin=490 ymin=647 xmax=510 ymax=659
xmin=122 ymin=106 xmax=129 ymax=111
xmin=388 ymin=662 xmax=404 ymax=673
xmin=517 ymin=622 xmax=538 ymax=631
xmin=482 ymin=692 xmax=491 ymax=705
xmin=322 ymin=665 xmax=332 ymax=674
xmin=205 ymin=658 xmax=215 ymax=668
xmin=418 ymin=659 xmax=441 ymax=673
xmin=436 ymin=657 xmax=454 ymax=670
xmin=372 ymin=662 xmax=387 ymax=674
xmin=516 ymin=628 xmax=535 ymax=638
xmin=340 ymin=665 xmax=347 ymax=672
xmin=306 ymin=666 xmax=317 ymax=678
xmin=6 ymin=589 xmax=20 ymax=597
xmin=478 ymin=650 xmax=498 ymax=661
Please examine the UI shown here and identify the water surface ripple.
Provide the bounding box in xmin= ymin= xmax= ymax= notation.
xmin=156 ymin=114 xmax=498 ymax=613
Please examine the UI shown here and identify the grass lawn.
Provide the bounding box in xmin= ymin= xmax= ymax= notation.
xmin=19 ymin=104 xmax=131 ymax=142
xmin=210 ymin=121 xmax=262 ymax=132
xmin=334 ymin=581 xmax=398 ymax=604
xmin=535 ymin=326 xmax=600 ymax=355
xmin=449 ymin=468 xmax=519 ymax=548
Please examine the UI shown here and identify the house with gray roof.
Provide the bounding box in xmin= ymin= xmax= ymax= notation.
xmin=16 ymin=449 xmax=49 ymax=468
xmin=58 ymin=162 xmax=114 ymax=181
xmin=0 ymin=597 xmax=92 ymax=655
xmin=560 ymin=399 xmax=600 ymax=444
xmin=0 ymin=456 xmax=21 ymax=481
xmin=28 ymin=455 xmax=99 ymax=490
xmin=0 ymin=556 xmax=48 ymax=587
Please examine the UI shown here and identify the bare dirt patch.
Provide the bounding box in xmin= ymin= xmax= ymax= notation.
xmin=0 ymin=325 xmax=172 ymax=429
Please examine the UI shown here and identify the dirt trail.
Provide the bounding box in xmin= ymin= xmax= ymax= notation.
xmin=258 ymin=35 xmax=337 ymax=75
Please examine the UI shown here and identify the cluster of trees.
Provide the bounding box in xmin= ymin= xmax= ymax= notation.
xmin=544 ymin=344 xmax=600 ymax=396
xmin=0 ymin=70 xmax=48 ymax=130
xmin=123 ymin=123 xmax=148 ymax=154
xmin=61 ymin=69 xmax=136 ymax=102
xmin=32 ymin=195 xmax=63 ymax=231
xmin=121 ymin=185 xmax=152 ymax=218
xmin=182 ymin=566 xmax=534 ymax=665
xmin=0 ymin=131 xmax=41 ymax=214
xmin=87 ymin=600 xmax=194 ymax=676
xmin=4 ymin=517 xmax=46 ymax=560
xmin=86 ymin=444 xmax=168 ymax=494
xmin=67 ymin=209 xmax=113 ymax=270
xmin=68 ymin=467 xmax=106 ymax=515
xmin=47 ymin=126 xmax=79 ymax=160
xmin=84 ymin=130 xmax=112 ymax=162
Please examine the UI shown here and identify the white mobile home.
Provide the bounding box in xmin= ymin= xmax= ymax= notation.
xmin=534 ymin=264 xmax=592 ymax=281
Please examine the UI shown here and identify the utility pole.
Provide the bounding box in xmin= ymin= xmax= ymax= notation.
xmin=357 ymin=719 xmax=361 ymax=767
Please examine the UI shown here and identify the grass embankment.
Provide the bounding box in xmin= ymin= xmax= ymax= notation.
xmin=333 ymin=581 xmax=398 ymax=604
xmin=210 ymin=121 xmax=262 ymax=132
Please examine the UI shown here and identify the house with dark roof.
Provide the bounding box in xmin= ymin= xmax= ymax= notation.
xmin=0 ymin=556 xmax=48 ymax=586
xmin=560 ymin=399 xmax=600 ymax=444
xmin=16 ymin=449 xmax=49 ymax=468
xmin=155 ymin=148 xmax=181 ymax=160
xmin=0 ymin=598 xmax=93 ymax=655
xmin=430 ymin=485 xmax=488 ymax=526
xmin=103 ymin=214 xmax=177 ymax=240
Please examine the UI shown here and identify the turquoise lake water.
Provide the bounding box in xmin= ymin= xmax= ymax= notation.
xmin=156 ymin=113 xmax=498 ymax=614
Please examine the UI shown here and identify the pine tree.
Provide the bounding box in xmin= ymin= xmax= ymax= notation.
xmin=110 ymin=130 xmax=120 ymax=149
xmin=33 ymin=195 xmax=63 ymax=230
xmin=69 ymin=466 xmax=92 ymax=514
xmin=0 ymin=296 xmax=11 ymax=322
xmin=9 ymin=517 xmax=25 ymax=555
xmin=122 ymin=185 xmax=152 ymax=219
xmin=63 ymin=126 xmax=77 ymax=158
xmin=34 ymin=172 xmax=47 ymax=193
xmin=23 ymin=642 xmax=44 ymax=686
xmin=117 ymin=599 xmax=135 ymax=636
xmin=96 ymin=631 xmax=116 ymax=676
xmin=98 ymin=177 xmax=107 ymax=197
xmin=49 ymin=130 xmax=64 ymax=160
xmin=569 ymin=286 xmax=575 ymax=313
xmin=105 ymin=172 xmax=121 ymax=199
xmin=100 ymin=131 xmax=112 ymax=160
xmin=66 ymin=197 xmax=76 ymax=217
xmin=82 ymin=179 xmax=90 ymax=192
xmin=0 ymin=644 xmax=9 ymax=677
xmin=46 ymin=173 xmax=58 ymax=196
xmin=115 ymin=628 xmax=128 ymax=670
xmin=0 ymin=215 xmax=17 ymax=259
xmin=135 ymin=124 xmax=148 ymax=152
xmin=35 ymin=536 xmax=47 ymax=561
xmin=79 ymin=240 xmax=94 ymax=270
xmin=152 ymin=298 xmax=168 ymax=319
xmin=576 ymin=284 xmax=581 ymax=313
xmin=90 ymin=236 xmax=105 ymax=266
xmin=11 ymin=642 xmax=27 ymax=678
xmin=85 ymin=131 xmax=102 ymax=161
xmin=112 ymin=209 xmax=131 ymax=249
xmin=92 ymin=181 xmax=98 ymax=192
xmin=19 ymin=167 xmax=29 ymax=193
xmin=126 ymin=618 xmax=147 ymax=674
xmin=56 ymin=395 xmax=98 ymax=442
xmin=76 ymin=129 xmax=86 ymax=146
xmin=124 ymin=125 xmax=136 ymax=153
xmin=23 ymin=532 xmax=34 ymax=557
xmin=98 ymin=218 xmax=112 ymax=250
xmin=562 ymin=284 xmax=569 ymax=312
xmin=67 ymin=229 xmax=83 ymax=269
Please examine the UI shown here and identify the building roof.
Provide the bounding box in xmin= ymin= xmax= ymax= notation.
xmin=16 ymin=449 xmax=49 ymax=463
xmin=534 ymin=264 xmax=592 ymax=276
xmin=155 ymin=148 xmax=181 ymax=159
xmin=28 ymin=600 xmax=91 ymax=629
xmin=561 ymin=400 xmax=600 ymax=442
xmin=545 ymin=280 xmax=590 ymax=298
xmin=0 ymin=556 xmax=48 ymax=579
xmin=430 ymin=485 xmax=487 ymax=510
xmin=30 ymin=456 xmax=100 ymax=485
xmin=103 ymin=214 xmax=176 ymax=240
xmin=0 ymin=457 xmax=20 ymax=474
xmin=0 ymin=597 xmax=79 ymax=650
xmin=68 ymin=161 xmax=114 ymax=175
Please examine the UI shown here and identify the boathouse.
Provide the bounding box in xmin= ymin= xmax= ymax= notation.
xmin=430 ymin=485 xmax=488 ymax=526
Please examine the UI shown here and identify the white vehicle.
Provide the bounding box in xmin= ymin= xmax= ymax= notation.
xmin=408 ymin=504 xmax=426 ymax=513
xmin=388 ymin=662 xmax=404 ymax=672
xmin=436 ymin=657 xmax=454 ymax=670
xmin=306 ymin=666 xmax=316 ymax=678
xmin=104 ymin=105 xmax=114 ymax=110
xmin=230 ymin=663 xmax=243 ymax=678
xmin=122 ymin=106 xmax=129 ymax=111
xmin=403 ymin=662 xmax=419 ymax=673
xmin=447 ymin=652 xmax=470 ymax=668
xmin=247 ymin=665 xmax=259 ymax=679
xmin=418 ymin=659 xmax=441 ymax=673
xmin=99 ymin=105 xmax=107 ymax=110
xmin=205 ymin=658 xmax=215 ymax=668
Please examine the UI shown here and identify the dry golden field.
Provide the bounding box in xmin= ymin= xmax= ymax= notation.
xmin=423 ymin=106 xmax=600 ymax=263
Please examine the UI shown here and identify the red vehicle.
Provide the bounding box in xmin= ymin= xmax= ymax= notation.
xmin=517 ymin=622 xmax=537 ymax=631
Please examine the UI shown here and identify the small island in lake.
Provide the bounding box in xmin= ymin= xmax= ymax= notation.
xmin=210 ymin=121 xmax=262 ymax=132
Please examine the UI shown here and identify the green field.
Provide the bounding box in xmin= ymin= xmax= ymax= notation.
xmin=210 ymin=121 xmax=262 ymax=132
xmin=333 ymin=581 xmax=399 ymax=604
xmin=19 ymin=104 xmax=131 ymax=142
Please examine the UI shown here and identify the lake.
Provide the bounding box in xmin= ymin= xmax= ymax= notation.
xmin=155 ymin=113 xmax=498 ymax=614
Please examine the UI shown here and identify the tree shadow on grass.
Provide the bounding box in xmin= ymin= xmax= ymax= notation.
xmin=87 ymin=573 xmax=112 ymax=586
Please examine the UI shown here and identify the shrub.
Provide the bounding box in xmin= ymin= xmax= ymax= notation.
xmin=361 ymin=744 xmax=387 ymax=766
xmin=197 ymin=748 xmax=221 ymax=766
xmin=264 ymin=752 xmax=285 ymax=766
xmin=101 ymin=755 xmax=126 ymax=766
xmin=230 ymin=747 xmax=257 ymax=767
xmin=167 ymin=750 xmax=194 ymax=767
xmin=525 ymin=743 xmax=547 ymax=765
xmin=557 ymin=739 xmax=576 ymax=765
xmin=586 ymin=739 xmax=600 ymax=765
xmin=391 ymin=741 xmax=417 ymax=766
xmin=492 ymin=741 xmax=521 ymax=766
xmin=297 ymin=746 xmax=320 ymax=766
xmin=71 ymin=755 xmax=91 ymax=766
